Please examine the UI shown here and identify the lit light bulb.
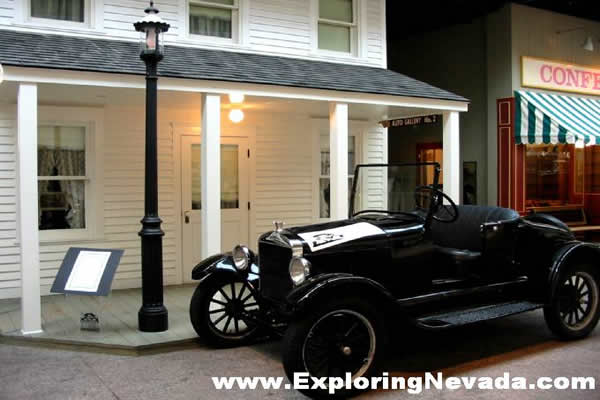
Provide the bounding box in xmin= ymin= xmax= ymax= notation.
xmin=229 ymin=109 xmax=244 ymax=123
xmin=229 ymin=92 xmax=245 ymax=104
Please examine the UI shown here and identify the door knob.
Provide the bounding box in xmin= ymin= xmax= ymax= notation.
xmin=184 ymin=211 xmax=191 ymax=224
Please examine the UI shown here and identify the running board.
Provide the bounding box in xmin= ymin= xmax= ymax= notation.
xmin=415 ymin=301 xmax=543 ymax=330
xmin=396 ymin=276 xmax=529 ymax=307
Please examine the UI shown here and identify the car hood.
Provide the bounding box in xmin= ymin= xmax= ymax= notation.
xmin=269 ymin=217 xmax=424 ymax=254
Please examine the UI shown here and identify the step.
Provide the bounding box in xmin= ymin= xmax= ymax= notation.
xmin=415 ymin=301 xmax=543 ymax=329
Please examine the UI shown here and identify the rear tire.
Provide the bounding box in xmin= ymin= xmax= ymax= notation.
xmin=189 ymin=275 xmax=260 ymax=348
xmin=544 ymin=264 xmax=600 ymax=340
xmin=282 ymin=296 xmax=387 ymax=398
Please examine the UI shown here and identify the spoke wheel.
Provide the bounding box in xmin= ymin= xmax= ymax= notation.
xmin=282 ymin=297 xmax=386 ymax=398
xmin=207 ymin=281 xmax=259 ymax=338
xmin=302 ymin=310 xmax=376 ymax=380
xmin=190 ymin=276 xmax=260 ymax=347
xmin=544 ymin=264 xmax=600 ymax=340
xmin=557 ymin=271 xmax=598 ymax=331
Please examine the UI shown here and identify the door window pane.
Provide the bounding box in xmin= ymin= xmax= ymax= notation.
xmin=319 ymin=0 xmax=353 ymax=22
xmin=38 ymin=126 xmax=86 ymax=231
xmin=190 ymin=3 xmax=233 ymax=38
xmin=191 ymin=144 xmax=240 ymax=210
xmin=31 ymin=0 xmax=84 ymax=22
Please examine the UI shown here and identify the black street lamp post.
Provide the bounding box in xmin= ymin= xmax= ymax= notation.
xmin=134 ymin=2 xmax=170 ymax=332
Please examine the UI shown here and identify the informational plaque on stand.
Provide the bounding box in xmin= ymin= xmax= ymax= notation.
xmin=51 ymin=248 xmax=124 ymax=331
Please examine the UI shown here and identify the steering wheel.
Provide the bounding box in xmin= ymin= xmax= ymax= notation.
xmin=414 ymin=185 xmax=459 ymax=223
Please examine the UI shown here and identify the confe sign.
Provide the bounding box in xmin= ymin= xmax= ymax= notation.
xmin=522 ymin=56 xmax=600 ymax=96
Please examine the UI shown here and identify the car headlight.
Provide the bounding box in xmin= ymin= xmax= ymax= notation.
xmin=289 ymin=257 xmax=311 ymax=286
xmin=232 ymin=245 xmax=252 ymax=271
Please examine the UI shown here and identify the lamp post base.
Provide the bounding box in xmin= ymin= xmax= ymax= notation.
xmin=138 ymin=305 xmax=168 ymax=332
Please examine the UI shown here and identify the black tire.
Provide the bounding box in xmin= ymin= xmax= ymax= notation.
xmin=189 ymin=275 xmax=260 ymax=347
xmin=544 ymin=264 xmax=600 ymax=340
xmin=282 ymin=297 xmax=387 ymax=399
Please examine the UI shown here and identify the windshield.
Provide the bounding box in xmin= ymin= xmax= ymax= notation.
xmin=350 ymin=163 xmax=441 ymax=216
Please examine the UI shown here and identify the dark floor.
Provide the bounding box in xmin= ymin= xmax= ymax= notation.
xmin=0 ymin=309 xmax=598 ymax=400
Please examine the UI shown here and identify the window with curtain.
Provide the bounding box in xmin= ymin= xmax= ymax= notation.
xmin=31 ymin=0 xmax=85 ymax=22
xmin=318 ymin=0 xmax=354 ymax=53
xmin=189 ymin=0 xmax=237 ymax=39
xmin=319 ymin=135 xmax=356 ymax=218
xmin=38 ymin=126 xmax=87 ymax=231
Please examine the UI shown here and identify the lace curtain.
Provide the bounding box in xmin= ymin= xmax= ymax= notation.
xmin=31 ymin=0 xmax=84 ymax=22
xmin=189 ymin=6 xmax=232 ymax=38
xmin=38 ymin=147 xmax=85 ymax=229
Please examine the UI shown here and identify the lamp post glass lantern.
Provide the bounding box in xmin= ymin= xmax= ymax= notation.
xmin=134 ymin=1 xmax=170 ymax=332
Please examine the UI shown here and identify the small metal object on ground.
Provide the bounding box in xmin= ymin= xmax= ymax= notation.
xmin=81 ymin=313 xmax=100 ymax=331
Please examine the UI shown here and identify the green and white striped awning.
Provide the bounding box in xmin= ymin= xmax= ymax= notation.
xmin=515 ymin=90 xmax=600 ymax=145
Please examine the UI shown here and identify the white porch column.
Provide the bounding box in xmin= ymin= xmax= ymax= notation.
xmin=201 ymin=93 xmax=221 ymax=257
xmin=443 ymin=111 xmax=461 ymax=204
xmin=17 ymin=83 xmax=42 ymax=334
xmin=329 ymin=102 xmax=349 ymax=220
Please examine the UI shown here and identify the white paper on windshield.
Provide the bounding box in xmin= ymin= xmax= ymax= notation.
xmin=64 ymin=251 xmax=112 ymax=293
xmin=298 ymin=222 xmax=385 ymax=252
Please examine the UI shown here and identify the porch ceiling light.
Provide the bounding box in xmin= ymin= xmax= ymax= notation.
xmin=229 ymin=92 xmax=245 ymax=104
xmin=134 ymin=1 xmax=170 ymax=59
xmin=229 ymin=109 xmax=244 ymax=123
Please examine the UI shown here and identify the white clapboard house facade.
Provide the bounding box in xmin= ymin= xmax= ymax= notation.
xmin=0 ymin=0 xmax=468 ymax=333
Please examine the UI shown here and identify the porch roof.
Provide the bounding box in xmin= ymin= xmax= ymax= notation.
xmin=0 ymin=30 xmax=468 ymax=103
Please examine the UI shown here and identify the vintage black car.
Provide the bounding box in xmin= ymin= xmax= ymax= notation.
xmin=189 ymin=163 xmax=600 ymax=398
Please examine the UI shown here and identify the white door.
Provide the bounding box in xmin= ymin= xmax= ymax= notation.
xmin=181 ymin=136 xmax=250 ymax=282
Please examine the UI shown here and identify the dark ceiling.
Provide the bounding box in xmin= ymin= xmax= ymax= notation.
xmin=387 ymin=0 xmax=600 ymax=39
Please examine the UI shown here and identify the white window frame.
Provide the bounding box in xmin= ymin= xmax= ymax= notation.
xmin=186 ymin=0 xmax=241 ymax=44
xmin=312 ymin=120 xmax=361 ymax=222
xmin=37 ymin=107 xmax=104 ymax=243
xmin=21 ymin=0 xmax=94 ymax=30
xmin=314 ymin=0 xmax=359 ymax=56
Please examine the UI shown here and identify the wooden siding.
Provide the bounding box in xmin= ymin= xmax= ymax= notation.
xmin=0 ymin=108 xmax=19 ymax=299
xmin=253 ymin=115 xmax=314 ymax=242
xmin=247 ymin=0 xmax=312 ymax=56
xmin=365 ymin=0 xmax=384 ymax=65
xmin=0 ymin=0 xmax=14 ymax=25
xmin=364 ymin=125 xmax=387 ymax=209
xmin=103 ymin=0 xmax=180 ymax=39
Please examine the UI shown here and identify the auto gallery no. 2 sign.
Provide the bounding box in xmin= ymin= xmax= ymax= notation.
xmin=522 ymin=56 xmax=600 ymax=96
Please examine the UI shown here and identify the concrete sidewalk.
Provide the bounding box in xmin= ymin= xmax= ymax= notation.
xmin=0 ymin=309 xmax=598 ymax=400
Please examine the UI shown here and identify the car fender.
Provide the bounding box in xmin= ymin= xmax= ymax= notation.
xmin=285 ymin=273 xmax=397 ymax=316
xmin=548 ymin=241 xmax=600 ymax=300
xmin=191 ymin=253 xmax=260 ymax=286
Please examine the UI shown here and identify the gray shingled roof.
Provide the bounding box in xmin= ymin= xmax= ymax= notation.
xmin=0 ymin=30 xmax=468 ymax=102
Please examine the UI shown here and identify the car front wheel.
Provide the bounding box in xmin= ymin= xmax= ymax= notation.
xmin=282 ymin=297 xmax=387 ymax=398
xmin=189 ymin=275 xmax=260 ymax=347
xmin=544 ymin=264 xmax=600 ymax=340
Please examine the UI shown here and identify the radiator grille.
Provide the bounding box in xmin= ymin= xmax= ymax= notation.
xmin=259 ymin=240 xmax=293 ymax=301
